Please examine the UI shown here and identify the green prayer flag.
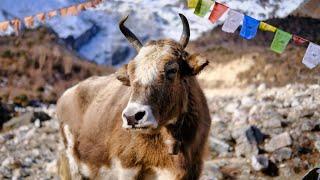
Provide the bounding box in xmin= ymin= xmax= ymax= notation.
xmin=194 ymin=0 xmax=214 ymax=17
xmin=187 ymin=0 xmax=199 ymax=8
xmin=270 ymin=29 xmax=292 ymax=54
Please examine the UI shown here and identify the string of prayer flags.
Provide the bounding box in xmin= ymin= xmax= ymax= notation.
xmin=187 ymin=0 xmax=320 ymax=70
xmin=222 ymin=10 xmax=244 ymax=33
xmin=209 ymin=2 xmax=228 ymax=23
xmin=187 ymin=0 xmax=199 ymax=8
xmin=270 ymin=29 xmax=292 ymax=54
xmin=240 ymin=15 xmax=260 ymax=40
xmin=259 ymin=22 xmax=276 ymax=33
xmin=24 ymin=16 xmax=34 ymax=28
xmin=48 ymin=10 xmax=58 ymax=19
xmin=302 ymin=43 xmax=320 ymax=69
xmin=0 ymin=21 xmax=9 ymax=32
xmin=36 ymin=13 xmax=46 ymax=23
xmin=194 ymin=0 xmax=214 ymax=17
xmin=292 ymin=35 xmax=309 ymax=46
xmin=0 ymin=0 xmax=103 ymax=35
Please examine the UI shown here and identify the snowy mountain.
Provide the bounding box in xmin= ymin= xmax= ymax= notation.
xmin=0 ymin=0 xmax=305 ymax=65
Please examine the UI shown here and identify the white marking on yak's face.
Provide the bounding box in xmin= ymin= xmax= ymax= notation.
xmin=134 ymin=45 xmax=172 ymax=85
xmin=122 ymin=102 xmax=158 ymax=129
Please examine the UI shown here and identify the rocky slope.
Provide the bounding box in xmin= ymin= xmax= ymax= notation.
xmin=0 ymin=27 xmax=114 ymax=105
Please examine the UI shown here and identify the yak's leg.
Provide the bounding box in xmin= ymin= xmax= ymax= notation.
xmin=57 ymin=152 xmax=72 ymax=180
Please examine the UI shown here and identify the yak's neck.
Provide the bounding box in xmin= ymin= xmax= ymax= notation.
xmin=168 ymin=77 xmax=202 ymax=144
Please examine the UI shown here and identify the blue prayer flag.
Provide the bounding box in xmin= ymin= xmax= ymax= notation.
xmin=240 ymin=15 xmax=260 ymax=40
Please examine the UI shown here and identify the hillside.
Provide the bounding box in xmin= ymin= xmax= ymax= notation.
xmin=0 ymin=28 xmax=114 ymax=105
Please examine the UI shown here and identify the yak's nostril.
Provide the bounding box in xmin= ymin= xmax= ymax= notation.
xmin=135 ymin=111 xmax=146 ymax=121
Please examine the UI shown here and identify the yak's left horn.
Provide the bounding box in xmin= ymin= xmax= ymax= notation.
xmin=178 ymin=13 xmax=190 ymax=49
xmin=119 ymin=15 xmax=143 ymax=52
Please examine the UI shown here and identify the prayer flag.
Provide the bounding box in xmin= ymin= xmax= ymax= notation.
xmin=67 ymin=6 xmax=78 ymax=16
xmin=60 ymin=8 xmax=68 ymax=16
xmin=11 ymin=19 xmax=21 ymax=35
xmin=0 ymin=21 xmax=9 ymax=32
xmin=293 ymin=35 xmax=309 ymax=46
xmin=36 ymin=13 xmax=46 ymax=23
xmin=188 ymin=0 xmax=199 ymax=8
xmin=48 ymin=10 xmax=58 ymax=19
xmin=194 ymin=0 xmax=214 ymax=17
xmin=302 ymin=43 xmax=320 ymax=69
xmin=209 ymin=2 xmax=228 ymax=23
xmin=270 ymin=29 xmax=292 ymax=54
xmin=240 ymin=15 xmax=260 ymax=40
xmin=222 ymin=10 xmax=244 ymax=33
xmin=24 ymin=16 xmax=34 ymax=28
xmin=259 ymin=22 xmax=276 ymax=32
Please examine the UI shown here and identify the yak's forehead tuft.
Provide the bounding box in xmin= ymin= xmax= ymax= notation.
xmin=134 ymin=44 xmax=174 ymax=85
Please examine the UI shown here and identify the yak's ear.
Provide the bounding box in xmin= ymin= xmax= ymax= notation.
xmin=183 ymin=54 xmax=209 ymax=76
xmin=116 ymin=64 xmax=130 ymax=86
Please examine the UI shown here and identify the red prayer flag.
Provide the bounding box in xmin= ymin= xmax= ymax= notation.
xmin=292 ymin=35 xmax=309 ymax=45
xmin=209 ymin=2 xmax=229 ymax=23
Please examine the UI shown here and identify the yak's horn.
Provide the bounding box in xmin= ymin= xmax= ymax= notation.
xmin=119 ymin=15 xmax=143 ymax=52
xmin=178 ymin=13 xmax=190 ymax=49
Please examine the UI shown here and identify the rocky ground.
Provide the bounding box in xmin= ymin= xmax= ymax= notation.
xmin=0 ymin=83 xmax=319 ymax=179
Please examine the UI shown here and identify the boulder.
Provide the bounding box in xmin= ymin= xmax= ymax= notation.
xmin=2 ymin=111 xmax=51 ymax=131
xmin=272 ymin=147 xmax=292 ymax=162
xmin=265 ymin=132 xmax=292 ymax=152
xmin=251 ymin=155 xmax=269 ymax=171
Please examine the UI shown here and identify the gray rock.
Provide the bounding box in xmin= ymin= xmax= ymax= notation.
xmin=202 ymin=161 xmax=223 ymax=180
xmin=210 ymin=121 xmax=232 ymax=141
xmin=263 ymin=117 xmax=282 ymax=128
xmin=265 ymin=132 xmax=292 ymax=152
xmin=245 ymin=125 xmax=265 ymax=145
xmin=2 ymin=111 xmax=51 ymax=131
xmin=272 ymin=147 xmax=292 ymax=162
xmin=209 ymin=137 xmax=231 ymax=154
xmin=251 ymin=155 xmax=269 ymax=171
xmin=315 ymin=141 xmax=320 ymax=153
xmin=235 ymin=140 xmax=259 ymax=158
xmin=301 ymin=120 xmax=316 ymax=131
xmin=3 ymin=112 xmax=34 ymax=131
xmin=241 ymin=96 xmax=256 ymax=108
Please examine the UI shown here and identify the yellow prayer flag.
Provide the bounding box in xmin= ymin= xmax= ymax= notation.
xmin=0 ymin=21 xmax=9 ymax=32
xmin=259 ymin=22 xmax=277 ymax=33
xmin=24 ymin=16 xmax=34 ymax=28
xmin=188 ymin=0 xmax=199 ymax=8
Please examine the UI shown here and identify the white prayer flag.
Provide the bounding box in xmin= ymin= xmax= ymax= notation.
xmin=222 ymin=10 xmax=244 ymax=33
xmin=302 ymin=43 xmax=320 ymax=69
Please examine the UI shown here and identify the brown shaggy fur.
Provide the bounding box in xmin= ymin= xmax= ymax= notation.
xmin=56 ymin=40 xmax=211 ymax=180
